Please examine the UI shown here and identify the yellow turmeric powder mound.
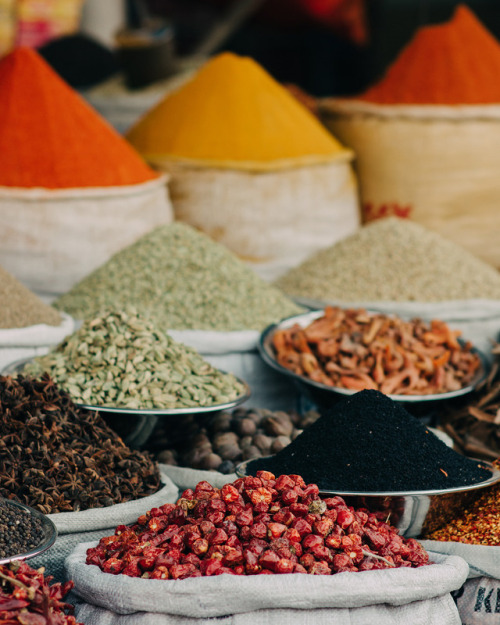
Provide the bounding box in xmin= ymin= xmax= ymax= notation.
xmin=126 ymin=52 xmax=350 ymax=170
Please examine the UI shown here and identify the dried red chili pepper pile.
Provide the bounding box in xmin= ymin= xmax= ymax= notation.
xmin=87 ymin=472 xmax=429 ymax=579
xmin=0 ymin=560 xmax=82 ymax=624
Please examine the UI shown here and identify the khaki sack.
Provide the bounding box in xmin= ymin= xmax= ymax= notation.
xmin=320 ymin=100 xmax=500 ymax=269
xmin=0 ymin=176 xmax=173 ymax=296
xmin=153 ymin=158 xmax=360 ymax=282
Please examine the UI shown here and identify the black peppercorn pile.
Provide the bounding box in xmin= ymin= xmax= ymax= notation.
xmin=0 ymin=375 xmax=161 ymax=514
xmin=0 ymin=499 xmax=43 ymax=558
xmin=247 ymin=390 xmax=492 ymax=492
xmin=148 ymin=407 xmax=320 ymax=474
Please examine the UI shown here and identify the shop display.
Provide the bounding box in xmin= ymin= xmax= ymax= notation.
xmin=86 ymin=471 xmax=429 ymax=579
xmin=276 ymin=217 xmax=500 ymax=302
xmin=24 ymin=310 xmax=246 ymax=410
xmin=0 ymin=560 xmax=81 ymax=624
xmin=246 ymin=390 xmax=491 ymax=491
xmin=54 ymin=223 xmax=302 ymax=330
xmin=425 ymin=479 xmax=500 ymax=546
xmin=269 ymin=307 xmax=481 ymax=395
xmin=152 ymin=407 xmax=320 ymax=474
xmin=359 ymin=5 xmax=500 ymax=105
xmin=0 ymin=265 xmax=61 ymax=329
xmin=0 ymin=374 xmax=161 ymax=513
xmin=442 ymin=345 xmax=500 ymax=460
xmin=0 ymin=500 xmax=43 ymax=560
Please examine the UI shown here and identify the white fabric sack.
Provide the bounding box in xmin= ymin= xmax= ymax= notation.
xmin=0 ymin=176 xmax=173 ymax=296
xmin=168 ymin=330 xmax=300 ymax=411
xmin=453 ymin=576 xmax=500 ymax=624
xmin=320 ymin=100 xmax=500 ymax=269
xmin=67 ymin=547 xmax=467 ymax=624
xmin=161 ymin=464 xmax=236 ymax=492
xmin=419 ymin=541 xmax=500 ymax=580
xmin=293 ymin=299 xmax=500 ymax=362
xmin=160 ymin=159 xmax=360 ymax=283
xmin=0 ymin=312 xmax=75 ymax=371
xmin=30 ymin=468 xmax=178 ymax=582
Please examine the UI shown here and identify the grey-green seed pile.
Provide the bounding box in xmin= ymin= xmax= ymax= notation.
xmin=23 ymin=310 xmax=246 ymax=410
xmin=275 ymin=217 xmax=500 ymax=302
xmin=0 ymin=266 xmax=61 ymax=329
xmin=54 ymin=222 xmax=302 ymax=330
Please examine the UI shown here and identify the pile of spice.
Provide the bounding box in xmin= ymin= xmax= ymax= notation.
xmin=358 ymin=5 xmax=500 ymax=105
xmin=424 ymin=476 xmax=499 ymax=545
xmin=247 ymin=390 xmax=491 ymax=492
xmin=0 ymin=47 xmax=158 ymax=188
xmin=0 ymin=560 xmax=81 ymax=624
xmin=150 ymin=407 xmax=320 ymax=474
xmin=0 ymin=265 xmax=61 ymax=329
xmin=441 ymin=344 xmax=500 ymax=460
xmin=0 ymin=499 xmax=43 ymax=559
xmin=54 ymin=222 xmax=302 ymax=330
xmin=275 ymin=218 xmax=500 ymax=302
xmin=87 ymin=471 xmax=429 ymax=579
xmin=0 ymin=375 xmax=160 ymax=514
xmin=24 ymin=310 xmax=246 ymax=409
xmin=126 ymin=52 xmax=348 ymax=169
xmin=272 ymin=307 xmax=481 ymax=395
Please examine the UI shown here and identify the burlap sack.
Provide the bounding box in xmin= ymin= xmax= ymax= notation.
xmin=30 ymin=467 xmax=178 ymax=583
xmin=452 ymin=576 xmax=500 ymax=625
xmin=0 ymin=175 xmax=173 ymax=295
xmin=153 ymin=158 xmax=360 ymax=282
xmin=320 ymin=99 xmax=500 ymax=269
xmin=66 ymin=548 xmax=467 ymax=625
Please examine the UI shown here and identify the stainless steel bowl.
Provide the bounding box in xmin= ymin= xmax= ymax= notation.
xmin=0 ymin=499 xmax=57 ymax=565
xmin=258 ymin=309 xmax=488 ymax=411
xmin=235 ymin=458 xmax=500 ymax=538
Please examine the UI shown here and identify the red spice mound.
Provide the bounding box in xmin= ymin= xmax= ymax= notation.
xmin=359 ymin=5 xmax=500 ymax=105
xmin=0 ymin=47 xmax=158 ymax=188
xmin=86 ymin=472 xmax=429 ymax=579
xmin=0 ymin=560 xmax=82 ymax=624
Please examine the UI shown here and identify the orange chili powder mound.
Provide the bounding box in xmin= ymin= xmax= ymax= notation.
xmin=359 ymin=5 xmax=500 ymax=105
xmin=0 ymin=47 xmax=159 ymax=188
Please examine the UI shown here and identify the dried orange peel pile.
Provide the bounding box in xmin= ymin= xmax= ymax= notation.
xmin=272 ymin=307 xmax=481 ymax=396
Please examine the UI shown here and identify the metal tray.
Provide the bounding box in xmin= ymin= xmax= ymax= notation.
xmin=0 ymin=499 xmax=57 ymax=565
xmin=236 ymin=458 xmax=500 ymax=537
xmin=2 ymin=358 xmax=251 ymax=416
xmin=259 ymin=309 xmax=488 ymax=404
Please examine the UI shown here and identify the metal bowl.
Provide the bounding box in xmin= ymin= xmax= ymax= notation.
xmin=0 ymin=499 xmax=57 ymax=565
xmin=236 ymin=458 xmax=500 ymax=538
xmin=258 ymin=309 xmax=487 ymax=411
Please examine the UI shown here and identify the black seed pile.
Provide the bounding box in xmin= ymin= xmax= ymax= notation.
xmin=247 ymin=390 xmax=492 ymax=492
xmin=0 ymin=500 xmax=43 ymax=558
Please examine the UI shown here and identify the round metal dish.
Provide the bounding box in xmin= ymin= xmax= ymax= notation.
xmin=236 ymin=458 xmax=499 ymax=538
xmin=1 ymin=357 xmax=251 ymax=416
xmin=0 ymin=499 xmax=57 ymax=565
xmin=258 ymin=309 xmax=488 ymax=405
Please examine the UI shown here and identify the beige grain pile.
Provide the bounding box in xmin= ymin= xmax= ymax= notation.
xmin=0 ymin=266 xmax=62 ymax=328
xmin=275 ymin=218 xmax=500 ymax=302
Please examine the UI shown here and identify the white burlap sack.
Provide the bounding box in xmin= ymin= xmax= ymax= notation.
xmin=0 ymin=312 xmax=75 ymax=371
xmin=30 ymin=468 xmax=178 ymax=583
xmin=161 ymin=464 xmax=236 ymax=492
xmin=320 ymin=100 xmax=500 ymax=269
xmin=155 ymin=158 xmax=360 ymax=282
xmin=168 ymin=330 xmax=299 ymax=411
xmin=419 ymin=541 xmax=500 ymax=580
xmin=0 ymin=175 xmax=173 ymax=296
xmin=66 ymin=548 xmax=467 ymax=625
xmin=453 ymin=576 xmax=500 ymax=624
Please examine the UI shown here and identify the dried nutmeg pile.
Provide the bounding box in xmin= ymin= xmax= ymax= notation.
xmin=0 ymin=375 xmax=161 ymax=514
xmin=150 ymin=407 xmax=320 ymax=474
xmin=87 ymin=472 xmax=429 ymax=579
